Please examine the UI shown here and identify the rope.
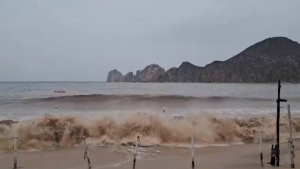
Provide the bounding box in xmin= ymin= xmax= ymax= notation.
xmin=140 ymin=137 xmax=159 ymax=147
xmin=17 ymin=138 xmax=25 ymax=144
xmin=140 ymin=136 xmax=243 ymax=147
xmin=194 ymin=137 xmax=213 ymax=144
xmin=16 ymin=137 xmax=84 ymax=152
xmin=0 ymin=137 xmax=14 ymax=142
xmin=139 ymin=136 xmax=180 ymax=147
xmin=27 ymin=144 xmax=84 ymax=152
xmin=194 ymin=137 xmax=243 ymax=145
xmin=0 ymin=150 xmax=14 ymax=154
xmin=275 ymin=141 xmax=289 ymax=145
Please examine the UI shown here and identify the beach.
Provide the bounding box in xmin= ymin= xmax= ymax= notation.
xmin=0 ymin=141 xmax=299 ymax=169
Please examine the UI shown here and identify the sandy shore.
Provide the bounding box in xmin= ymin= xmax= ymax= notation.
xmin=0 ymin=142 xmax=299 ymax=169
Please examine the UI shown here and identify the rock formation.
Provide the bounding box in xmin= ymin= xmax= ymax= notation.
xmin=164 ymin=67 xmax=178 ymax=82
xmin=200 ymin=37 xmax=300 ymax=83
xmin=134 ymin=64 xmax=165 ymax=82
xmin=164 ymin=62 xmax=203 ymax=82
xmin=107 ymin=69 xmax=124 ymax=82
xmin=107 ymin=37 xmax=300 ymax=83
xmin=124 ymin=72 xmax=134 ymax=82
xmin=176 ymin=62 xmax=203 ymax=82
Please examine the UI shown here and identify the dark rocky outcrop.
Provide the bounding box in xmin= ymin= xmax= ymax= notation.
xmin=124 ymin=72 xmax=134 ymax=82
xmin=164 ymin=67 xmax=178 ymax=82
xmin=164 ymin=62 xmax=203 ymax=82
xmin=133 ymin=70 xmax=141 ymax=82
xmin=107 ymin=69 xmax=124 ymax=82
xmin=134 ymin=64 xmax=165 ymax=82
xmin=107 ymin=37 xmax=300 ymax=83
xmin=176 ymin=62 xmax=203 ymax=82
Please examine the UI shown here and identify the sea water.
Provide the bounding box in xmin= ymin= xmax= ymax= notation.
xmin=1 ymin=82 xmax=300 ymax=120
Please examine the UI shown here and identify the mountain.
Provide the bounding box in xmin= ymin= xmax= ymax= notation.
xmin=164 ymin=62 xmax=203 ymax=82
xmin=201 ymin=37 xmax=300 ymax=83
xmin=175 ymin=62 xmax=203 ymax=82
xmin=107 ymin=37 xmax=300 ymax=83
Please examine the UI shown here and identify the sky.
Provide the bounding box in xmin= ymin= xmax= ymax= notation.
xmin=0 ymin=0 xmax=300 ymax=81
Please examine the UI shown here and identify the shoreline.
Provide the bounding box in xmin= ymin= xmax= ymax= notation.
xmin=0 ymin=142 xmax=299 ymax=169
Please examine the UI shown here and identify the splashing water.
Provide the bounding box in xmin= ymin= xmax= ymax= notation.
xmin=1 ymin=113 xmax=300 ymax=151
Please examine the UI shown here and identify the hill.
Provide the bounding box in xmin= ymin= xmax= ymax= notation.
xmin=107 ymin=37 xmax=300 ymax=83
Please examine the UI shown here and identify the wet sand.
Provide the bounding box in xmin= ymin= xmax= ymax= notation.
xmin=0 ymin=142 xmax=299 ymax=169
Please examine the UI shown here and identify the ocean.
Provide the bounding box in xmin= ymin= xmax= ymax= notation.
xmin=1 ymin=82 xmax=300 ymax=120
xmin=1 ymin=82 xmax=300 ymax=153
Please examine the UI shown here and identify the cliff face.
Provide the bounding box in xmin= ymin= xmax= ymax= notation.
xmin=107 ymin=69 xmax=124 ymax=82
xmin=164 ymin=62 xmax=203 ymax=82
xmin=176 ymin=62 xmax=203 ymax=82
xmin=164 ymin=67 xmax=178 ymax=82
xmin=107 ymin=37 xmax=300 ymax=83
xmin=124 ymin=72 xmax=134 ymax=82
xmin=135 ymin=64 xmax=165 ymax=82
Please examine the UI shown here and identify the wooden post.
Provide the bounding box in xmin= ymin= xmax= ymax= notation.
xmin=259 ymin=130 xmax=263 ymax=167
xmin=288 ymin=104 xmax=295 ymax=168
xmin=275 ymin=80 xmax=287 ymax=167
xmin=191 ymin=135 xmax=195 ymax=168
xmin=133 ymin=136 xmax=139 ymax=169
xmin=83 ymin=136 xmax=91 ymax=169
xmin=276 ymin=80 xmax=281 ymax=167
xmin=13 ymin=135 xmax=17 ymax=169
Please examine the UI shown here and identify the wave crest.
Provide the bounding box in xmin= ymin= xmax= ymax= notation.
xmin=27 ymin=94 xmax=273 ymax=103
xmin=0 ymin=114 xmax=299 ymax=151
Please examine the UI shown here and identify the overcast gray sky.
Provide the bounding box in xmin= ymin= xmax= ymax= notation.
xmin=0 ymin=0 xmax=300 ymax=81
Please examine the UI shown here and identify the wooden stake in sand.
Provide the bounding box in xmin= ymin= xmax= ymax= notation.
xmin=191 ymin=135 xmax=195 ymax=168
xmin=83 ymin=136 xmax=92 ymax=169
xmin=133 ymin=136 xmax=140 ymax=169
xmin=259 ymin=130 xmax=263 ymax=167
xmin=13 ymin=135 xmax=18 ymax=169
xmin=287 ymin=104 xmax=295 ymax=168
xmin=275 ymin=80 xmax=287 ymax=166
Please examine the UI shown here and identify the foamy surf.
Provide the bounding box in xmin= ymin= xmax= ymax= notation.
xmin=0 ymin=110 xmax=299 ymax=169
xmin=0 ymin=113 xmax=300 ymax=151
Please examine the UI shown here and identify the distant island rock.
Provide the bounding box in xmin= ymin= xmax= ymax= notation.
xmin=124 ymin=72 xmax=134 ymax=82
xmin=135 ymin=64 xmax=165 ymax=82
xmin=107 ymin=37 xmax=300 ymax=83
xmin=107 ymin=69 xmax=124 ymax=82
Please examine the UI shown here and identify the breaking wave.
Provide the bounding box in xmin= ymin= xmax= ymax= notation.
xmin=1 ymin=113 xmax=300 ymax=151
xmin=27 ymin=94 xmax=273 ymax=103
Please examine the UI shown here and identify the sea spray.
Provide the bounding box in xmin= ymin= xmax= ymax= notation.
xmin=0 ymin=113 xmax=300 ymax=151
